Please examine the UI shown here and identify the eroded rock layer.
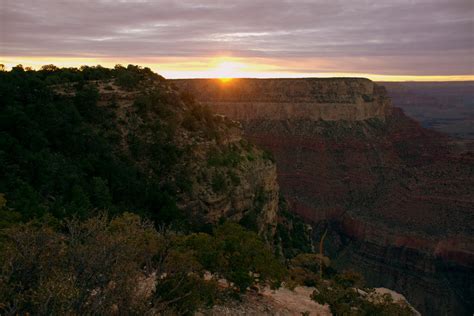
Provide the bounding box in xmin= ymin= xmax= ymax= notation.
xmin=171 ymin=78 xmax=391 ymax=121
xmin=171 ymin=78 xmax=474 ymax=315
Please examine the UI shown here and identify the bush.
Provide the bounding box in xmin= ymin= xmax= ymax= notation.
xmin=288 ymin=253 xmax=330 ymax=287
xmin=0 ymin=194 xmax=21 ymax=229
xmin=0 ymin=215 xmax=289 ymax=315
xmin=211 ymin=172 xmax=227 ymax=193
xmin=0 ymin=213 xmax=161 ymax=315
xmin=262 ymin=149 xmax=275 ymax=162
xmin=311 ymin=270 xmax=415 ymax=316
xmin=183 ymin=222 xmax=286 ymax=292
xmin=227 ymin=170 xmax=241 ymax=186
xmin=207 ymin=147 xmax=242 ymax=168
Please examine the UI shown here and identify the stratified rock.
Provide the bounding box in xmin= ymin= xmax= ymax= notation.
xmin=171 ymin=78 xmax=474 ymax=316
xmin=171 ymin=78 xmax=390 ymax=121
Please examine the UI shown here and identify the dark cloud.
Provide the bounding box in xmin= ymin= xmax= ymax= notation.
xmin=1 ymin=0 xmax=473 ymax=75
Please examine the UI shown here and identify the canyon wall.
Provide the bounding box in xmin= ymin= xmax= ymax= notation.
xmin=172 ymin=78 xmax=391 ymax=121
xmin=93 ymin=80 xmax=281 ymax=237
xmin=171 ymin=78 xmax=474 ymax=315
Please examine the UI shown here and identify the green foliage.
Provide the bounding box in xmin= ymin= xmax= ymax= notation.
xmin=335 ymin=270 xmax=365 ymax=288
xmin=153 ymin=274 xmax=219 ymax=314
xmin=246 ymin=151 xmax=256 ymax=161
xmin=274 ymin=198 xmax=313 ymax=258
xmin=238 ymin=187 xmax=269 ymax=232
xmin=116 ymin=70 xmax=141 ymax=89
xmin=0 ymin=214 xmax=288 ymax=315
xmin=362 ymin=94 xmax=375 ymax=102
xmin=283 ymin=246 xmax=415 ymax=315
xmin=288 ymin=253 xmax=330 ymax=287
xmin=239 ymin=209 xmax=259 ymax=231
xmin=262 ymin=149 xmax=275 ymax=162
xmin=312 ymin=279 xmax=363 ymax=315
xmin=114 ymin=64 xmax=162 ymax=90
xmin=0 ymin=64 xmax=318 ymax=312
xmin=181 ymin=103 xmax=219 ymax=138
xmin=310 ymin=270 xmax=415 ymax=316
xmin=0 ymin=65 xmax=188 ymax=226
xmin=90 ymin=177 xmax=112 ymax=210
xmin=133 ymin=94 xmax=153 ymax=114
xmin=0 ymin=194 xmax=21 ymax=229
xmin=73 ymin=84 xmax=100 ymax=121
xmin=207 ymin=146 xmax=242 ymax=167
xmin=254 ymin=187 xmax=268 ymax=209
xmin=227 ymin=170 xmax=241 ymax=186
xmin=0 ymin=213 xmax=161 ymax=314
xmin=183 ymin=222 xmax=286 ymax=291
xmin=211 ymin=172 xmax=227 ymax=193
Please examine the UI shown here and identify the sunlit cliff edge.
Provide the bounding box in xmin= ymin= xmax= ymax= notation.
xmin=170 ymin=78 xmax=391 ymax=121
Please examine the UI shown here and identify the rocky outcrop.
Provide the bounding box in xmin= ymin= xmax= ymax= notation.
xmin=200 ymin=285 xmax=418 ymax=315
xmin=92 ymin=80 xmax=280 ymax=236
xmin=171 ymin=78 xmax=474 ymax=315
xmin=201 ymin=286 xmax=331 ymax=316
xmin=179 ymin=135 xmax=279 ymax=237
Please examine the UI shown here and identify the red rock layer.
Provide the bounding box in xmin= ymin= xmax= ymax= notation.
xmin=171 ymin=78 xmax=474 ymax=315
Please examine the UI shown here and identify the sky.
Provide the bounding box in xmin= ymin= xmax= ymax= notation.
xmin=1 ymin=0 xmax=473 ymax=80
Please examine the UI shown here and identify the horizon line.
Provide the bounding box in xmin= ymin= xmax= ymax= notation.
xmin=168 ymin=76 xmax=474 ymax=83
xmin=1 ymin=57 xmax=473 ymax=82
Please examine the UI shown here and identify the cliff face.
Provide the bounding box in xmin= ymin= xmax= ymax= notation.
xmin=78 ymin=80 xmax=280 ymax=236
xmin=172 ymin=78 xmax=391 ymax=121
xmin=171 ymin=78 xmax=474 ymax=315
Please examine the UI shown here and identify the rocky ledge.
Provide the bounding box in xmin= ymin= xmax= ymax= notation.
xmin=170 ymin=78 xmax=391 ymax=121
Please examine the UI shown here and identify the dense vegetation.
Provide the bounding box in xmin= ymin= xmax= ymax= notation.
xmin=0 ymin=65 xmax=286 ymax=314
xmin=0 ymin=213 xmax=284 ymax=315
xmin=0 ymin=64 xmax=173 ymax=224
xmin=0 ymin=65 xmax=415 ymax=315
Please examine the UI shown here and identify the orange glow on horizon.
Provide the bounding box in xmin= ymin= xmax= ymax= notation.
xmin=1 ymin=55 xmax=473 ymax=82
xmin=219 ymin=78 xmax=233 ymax=83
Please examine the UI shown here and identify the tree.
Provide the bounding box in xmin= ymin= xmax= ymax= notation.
xmin=0 ymin=193 xmax=21 ymax=229
xmin=41 ymin=64 xmax=59 ymax=72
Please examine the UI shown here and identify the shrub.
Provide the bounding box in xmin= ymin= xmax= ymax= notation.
xmin=262 ymin=149 xmax=275 ymax=162
xmin=288 ymin=253 xmax=330 ymax=287
xmin=311 ymin=270 xmax=415 ymax=316
xmin=183 ymin=222 xmax=286 ymax=292
xmin=207 ymin=147 xmax=241 ymax=168
xmin=0 ymin=213 xmax=161 ymax=315
xmin=211 ymin=172 xmax=227 ymax=193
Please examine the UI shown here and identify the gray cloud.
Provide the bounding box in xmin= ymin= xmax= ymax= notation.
xmin=1 ymin=0 xmax=473 ymax=75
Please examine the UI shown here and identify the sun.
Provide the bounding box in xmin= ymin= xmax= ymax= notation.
xmin=219 ymin=77 xmax=233 ymax=83
xmin=211 ymin=59 xmax=247 ymax=81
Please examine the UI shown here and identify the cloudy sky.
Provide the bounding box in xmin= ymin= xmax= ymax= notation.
xmin=1 ymin=0 xmax=473 ymax=79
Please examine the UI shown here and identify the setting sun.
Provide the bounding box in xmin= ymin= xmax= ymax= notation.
xmin=210 ymin=59 xmax=246 ymax=79
xmin=219 ymin=78 xmax=233 ymax=83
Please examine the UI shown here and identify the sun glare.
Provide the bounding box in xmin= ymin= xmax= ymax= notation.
xmin=219 ymin=78 xmax=233 ymax=83
xmin=211 ymin=60 xmax=246 ymax=80
xmin=2 ymin=55 xmax=473 ymax=81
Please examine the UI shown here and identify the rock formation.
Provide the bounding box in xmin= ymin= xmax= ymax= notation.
xmin=171 ymin=78 xmax=474 ymax=315
xmin=172 ymin=78 xmax=391 ymax=121
xmin=61 ymin=79 xmax=281 ymax=237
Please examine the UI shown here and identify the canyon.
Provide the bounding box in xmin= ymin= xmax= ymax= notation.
xmin=171 ymin=78 xmax=474 ymax=315
xmin=381 ymin=81 xmax=474 ymax=139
